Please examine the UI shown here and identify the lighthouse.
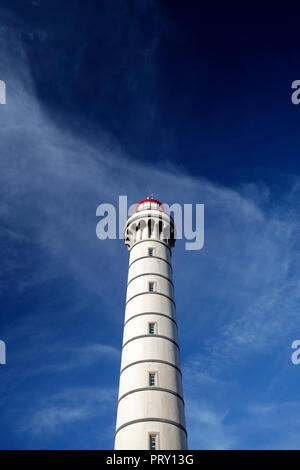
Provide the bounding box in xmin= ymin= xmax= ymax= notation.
xmin=114 ymin=197 xmax=187 ymax=450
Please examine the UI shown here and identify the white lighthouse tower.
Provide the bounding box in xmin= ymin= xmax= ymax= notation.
xmin=114 ymin=196 xmax=187 ymax=450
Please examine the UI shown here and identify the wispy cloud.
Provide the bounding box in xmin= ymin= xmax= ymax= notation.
xmin=242 ymin=401 xmax=300 ymax=450
xmin=29 ymin=406 xmax=88 ymax=434
xmin=186 ymin=400 xmax=236 ymax=450
xmin=46 ymin=343 xmax=121 ymax=372
xmin=182 ymin=186 xmax=300 ymax=378
xmin=18 ymin=386 xmax=116 ymax=435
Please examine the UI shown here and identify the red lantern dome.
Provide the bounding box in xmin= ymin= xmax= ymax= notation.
xmin=135 ymin=196 xmax=167 ymax=213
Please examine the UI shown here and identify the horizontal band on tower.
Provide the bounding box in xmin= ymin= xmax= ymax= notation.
xmin=125 ymin=212 xmax=174 ymax=229
xmin=124 ymin=312 xmax=177 ymax=328
xmin=122 ymin=334 xmax=180 ymax=351
xmin=115 ymin=418 xmax=187 ymax=438
xmin=129 ymin=255 xmax=173 ymax=272
xmin=117 ymin=387 xmax=184 ymax=406
xmin=129 ymin=238 xmax=172 ymax=256
xmin=127 ymin=272 xmax=174 ymax=289
xmin=126 ymin=291 xmax=176 ymax=307
xmin=120 ymin=359 xmax=182 ymax=376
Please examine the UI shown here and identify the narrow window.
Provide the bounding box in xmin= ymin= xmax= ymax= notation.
xmin=149 ymin=282 xmax=154 ymax=292
xmin=149 ymin=373 xmax=156 ymax=386
xmin=149 ymin=434 xmax=157 ymax=450
xmin=148 ymin=247 xmax=154 ymax=256
xmin=149 ymin=322 xmax=156 ymax=334
xmin=148 ymin=219 xmax=152 ymax=238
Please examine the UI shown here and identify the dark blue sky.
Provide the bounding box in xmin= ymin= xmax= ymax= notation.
xmin=1 ymin=0 xmax=300 ymax=450
xmin=2 ymin=0 xmax=300 ymax=184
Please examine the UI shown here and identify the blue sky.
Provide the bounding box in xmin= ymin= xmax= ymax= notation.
xmin=1 ymin=0 xmax=300 ymax=449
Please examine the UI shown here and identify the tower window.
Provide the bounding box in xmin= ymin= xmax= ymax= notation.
xmin=149 ymin=282 xmax=155 ymax=292
xmin=149 ymin=373 xmax=156 ymax=386
xmin=149 ymin=322 xmax=156 ymax=334
xmin=149 ymin=434 xmax=157 ymax=450
xmin=148 ymin=247 xmax=154 ymax=256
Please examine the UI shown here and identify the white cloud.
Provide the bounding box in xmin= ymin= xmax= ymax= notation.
xmin=186 ymin=400 xmax=236 ymax=450
xmin=29 ymin=406 xmax=88 ymax=434
xmin=19 ymin=386 xmax=116 ymax=435
xmin=47 ymin=343 xmax=121 ymax=372
xmin=244 ymin=402 xmax=300 ymax=450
